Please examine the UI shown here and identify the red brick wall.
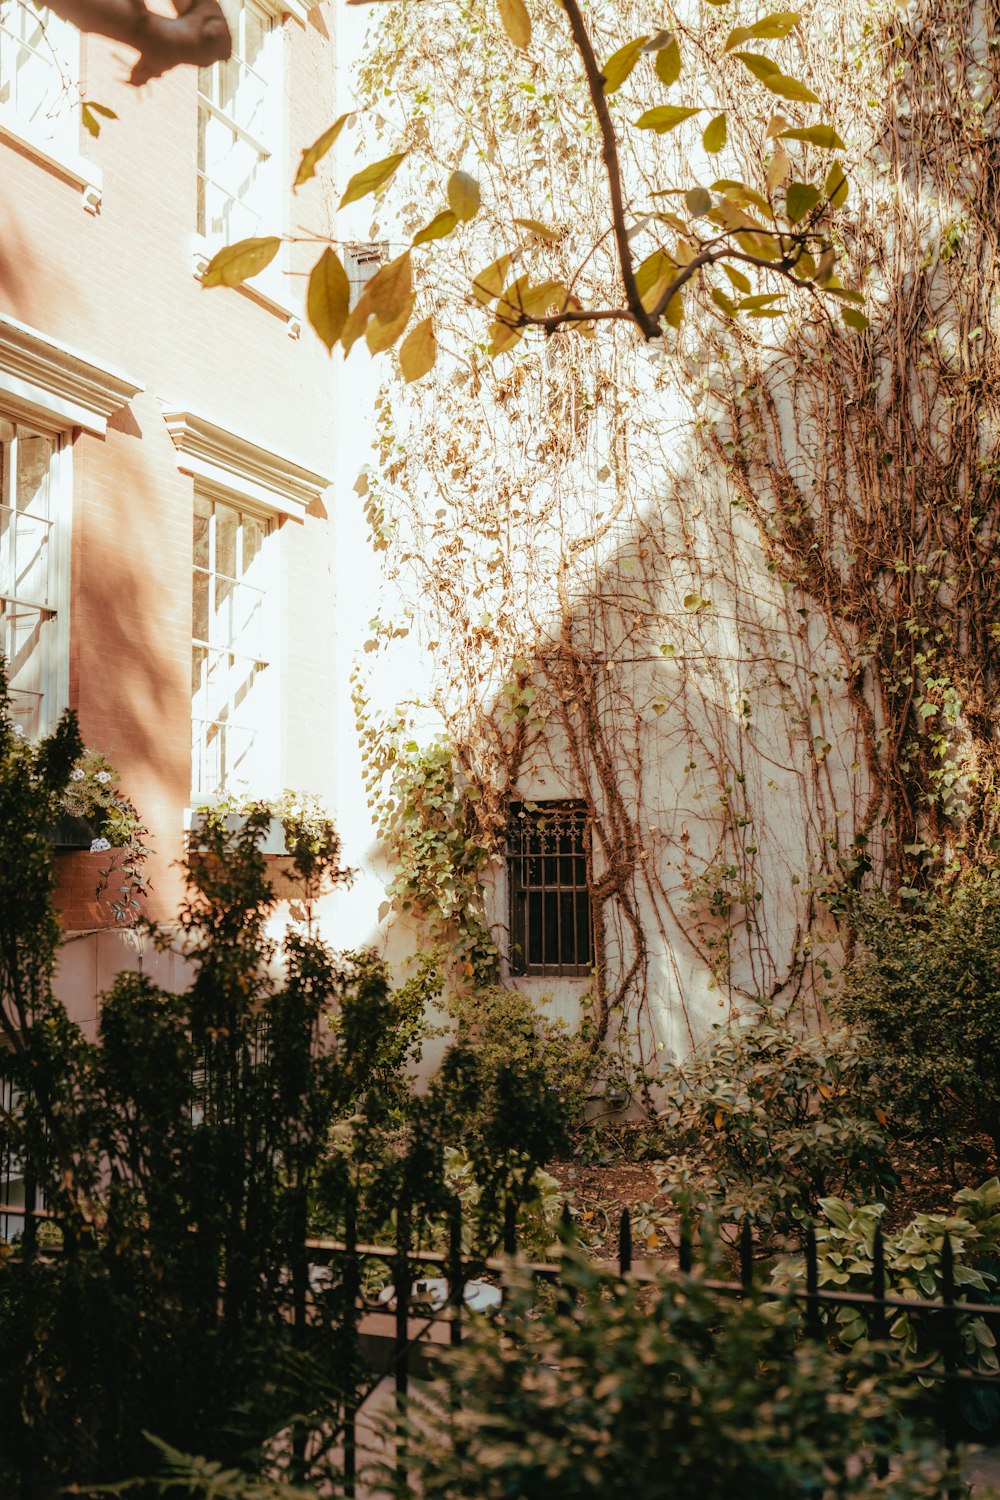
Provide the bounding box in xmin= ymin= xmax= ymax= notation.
xmin=0 ymin=10 xmax=341 ymax=948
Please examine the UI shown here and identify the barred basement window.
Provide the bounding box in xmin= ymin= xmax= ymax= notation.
xmin=507 ymin=802 xmax=592 ymax=977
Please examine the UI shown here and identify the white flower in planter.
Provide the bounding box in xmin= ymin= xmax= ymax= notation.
xmin=95 ymin=771 xmax=112 ymax=784
xmin=70 ymin=768 xmax=85 ymax=781
xmin=90 ymin=837 xmax=112 ymax=853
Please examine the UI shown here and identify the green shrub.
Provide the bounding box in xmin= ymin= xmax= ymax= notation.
xmin=654 ymin=1006 xmax=892 ymax=1232
xmin=840 ymin=876 xmax=1000 ymax=1171
xmin=390 ymin=1250 xmax=969 ymax=1500
xmin=772 ymin=1179 xmax=1000 ymax=1373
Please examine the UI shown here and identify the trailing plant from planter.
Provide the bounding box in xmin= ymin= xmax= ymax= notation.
xmin=62 ymin=747 xmax=152 ymax=924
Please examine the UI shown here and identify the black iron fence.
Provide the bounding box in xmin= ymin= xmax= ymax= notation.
xmin=296 ymin=1198 xmax=1000 ymax=1495
xmin=2 ymin=1191 xmax=999 ymax=1494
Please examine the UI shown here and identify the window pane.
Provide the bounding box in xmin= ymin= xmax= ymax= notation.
xmin=192 ymin=569 xmax=209 ymax=642
xmin=16 ymin=434 xmax=51 ymax=518
xmin=191 ymin=497 xmax=271 ymax=797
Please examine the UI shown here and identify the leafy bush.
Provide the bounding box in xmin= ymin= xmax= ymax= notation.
xmin=390 ymin=1250 xmax=970 ymax=1500
xmin=840 ymin=877 xmax=1000 ymax=1171
xmin=654 ymin=1006 xmax=892 ymax=1232
xmin=772 ymin=1179 xmax=1000 ymax=1371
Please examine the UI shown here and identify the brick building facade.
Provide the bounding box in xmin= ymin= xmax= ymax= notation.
xmin=0 ymin=0 xmax=341 ymax=1028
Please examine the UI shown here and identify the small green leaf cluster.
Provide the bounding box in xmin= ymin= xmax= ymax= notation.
xmin=654 ymin=1006 xmax=892 ymax=1231
xmin=388 ymin=1249 xmax=968 ymax=1500
xmin=839 ymin=873 xmax=1000 ymax=1172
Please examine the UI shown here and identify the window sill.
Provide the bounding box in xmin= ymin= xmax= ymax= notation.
xmin=0 ymin=114 xmax=102 ymax=213
xmin=191 ymin=235 xmax=302 ymax=338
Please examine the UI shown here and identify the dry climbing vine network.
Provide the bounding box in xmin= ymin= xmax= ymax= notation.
xmin=350 ymin=0 xmax=1000 ymax=1072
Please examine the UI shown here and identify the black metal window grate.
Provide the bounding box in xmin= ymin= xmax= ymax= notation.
xmin=507 ymin=802 xmax=592 ymax=976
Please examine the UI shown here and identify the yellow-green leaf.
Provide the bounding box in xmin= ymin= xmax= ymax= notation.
xmin=472 ymin=253 xmax=514 ymax=305
xmin=294 ymin=113 xmax=349 ymax=189
xmin=635 ymin=247 xmax=676 ymax=301
xmin=413 ymin=209 xmax=458 ymax=247
xmin=448 ymin=170 xmax=481 ymax=221
xmin=825 ymin=159 xmax=849 ymax=207
xmin=714 ymin=180 xmax=773 ymax=216
xmin=365 ymin=293 xmax=416 ymax=354
xmin=489 ymin=316 xmax=524 ymax=356
xmin=635 ymin=105 xmax=701 ymax=133
xmin=513 ymin=216 xmax=562 ymax=242
xmin=702 ymin=113 xmax=727 ymax=153
xmin=724 ymin=263 xmax=752 ymax=293
xmin=842 ymin=307 xmax=869 ymax=331
xmin=712 ymin=287 xmax=737 ymax=315
xmin=724 ymin=11 xmax=801 ymax=49
xmin=663 ymin=291 xmax=683 ymax=327
xmin=339 ymin=151 xmax=408 ymax=210
xmin=366 ymin=251 xmax=413 ymax=323
xmin=498 ymin=0 xmax=531 ymax=50
xmin=202 ymin=237 xmax=281 ymax=288
xmin=779 ymin=123 xmax=846 ymax=150
xmin=735 ymin=50 xmax=780 ymax=81
xmin=307 ymin=247 xmax=350 ymax=352
xmin=601 ymin=35 xmax=648 ymax=93
xmin=399 ymin=316 xmax=437 ymax=382
xmin=737 ymin=292 xmax=786 ymax=310
xmin=685 ymin=186 xmax=712 ymax=216
xmin=761 ymin=71 xmax=821 ymax=103
xmin=654 ymin=34 xmax=681 ymax=85
xmin=785 ymin=181 xmax=821 ymax=223
xmin=766 ymin=144 xmax=791 ymax=191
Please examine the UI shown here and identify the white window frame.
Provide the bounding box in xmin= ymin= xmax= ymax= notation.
xmin=0 ymin=315 xmax=143 ymax=738
xmin=0 ymin=0 xmax=101 ymax=211
xmin=0 ymin=414 xmax=70 ymax=736
xmin=163 ymin=408 xmax=331 ymax=812
xmin=191 ymin=0 xmax=300 ymax=330
xmin=190 ymin=490 xmax=279 ymax=801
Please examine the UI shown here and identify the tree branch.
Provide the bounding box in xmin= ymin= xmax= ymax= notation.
xmin=557 ymin=0 xmax=660 ymax=339
xmin=45 ymin=0 xmax=231 ymax=85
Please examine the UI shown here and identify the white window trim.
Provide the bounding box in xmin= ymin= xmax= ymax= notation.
xmin=280 ymin=0 xmax=322 ymax=25
xmin=0 ymin=318 xmax=140 ymax=734
xmin=0 ymin=113 xmax=102 ymax=212
xmin=162 ymin=408 xmax=330 ymax=520
xmin=192 ymin=0 xmax=300 ymax=333
xmin=0 ymin=314 xmax=143 ymax=435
